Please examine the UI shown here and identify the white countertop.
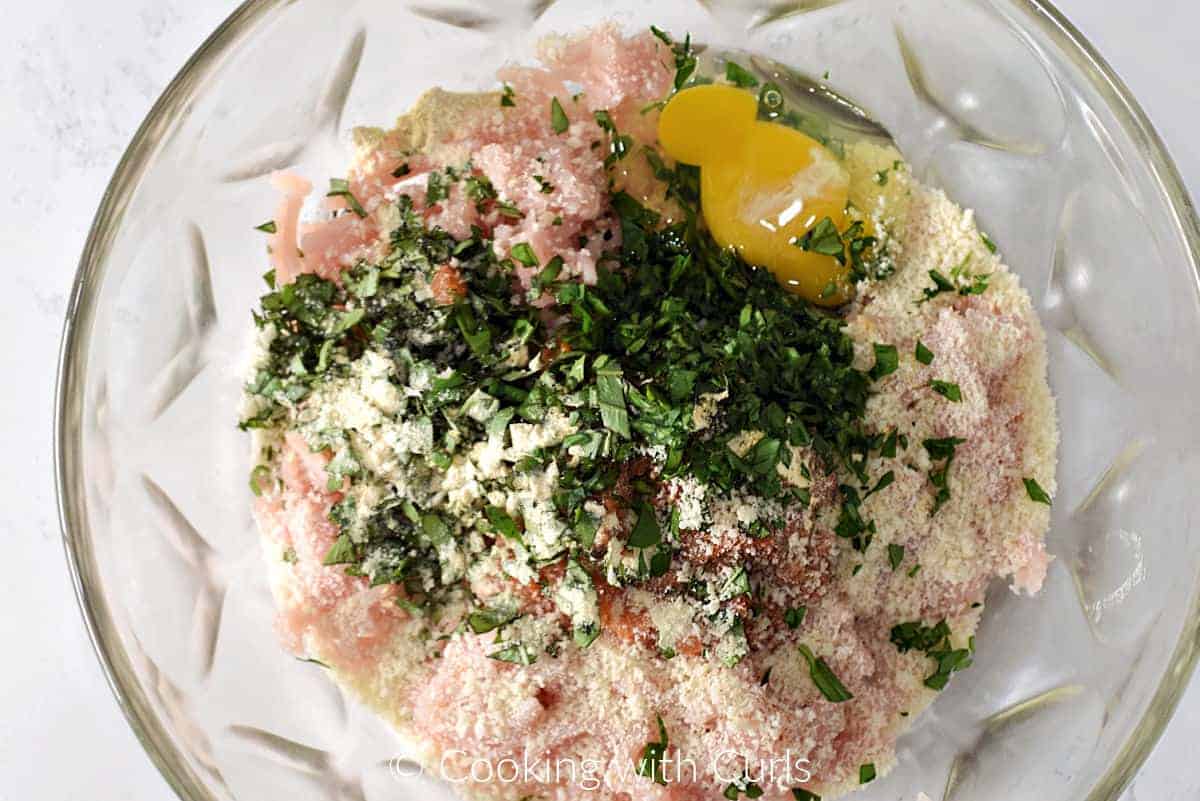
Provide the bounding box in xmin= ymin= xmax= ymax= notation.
xmin=1 ymin=1 xmax=1196 ymax=798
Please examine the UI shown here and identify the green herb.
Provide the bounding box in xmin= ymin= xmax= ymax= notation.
xmin=467 ymin=607 xmax=516 ymax=634
xmin=798 ymin=644 xmax=853 ymax=702
xmin=249 ymin=465 xmax=272 ymax=497
xmin=533 ymin=174 xmax=555 ymax=194
xmin=795 ymin=217 xmax=845 ymax=260
xmin=628 ymin=502 xmax=661 ymax=548
xmin=593 ymin=110 xmax=634 ymax=168
xmin=725 ymin=61 xmax=759 ymax=88
xmin=874 ymin=169 xmax=889 ymax=186
xmin=500 ymin=83 xmax=516 ymax=107
xmin=1023 ymin=478 xmax=1052 ymax=505
xmin=496 ymin=199 xmax=524 ymax=219
xmin=866 ymin=471 xmax=894 ymax=498
xmin=859 ymin=764 xmax=876 ymax=784
xmin=254 ymin=220 xmax=277 ymax=234
xmin=908 ymin=564 xmax=921 ymax=577
xmin=326 ymin=178 xmax=367 ymax=218
xmin=636 ymin=715 xmax=670 ymax=785
xmin=792 ymin=791 xmax=821 ymax=801
xmin=870 ymin=344 xmax=899 ymax=380
xmin=915 ymin=340 xmax=934 ymax=365
xmin=930 ymin=379 xmax=962 ymax=402
xmin=784 ymin=606 xmax=807 ymax=629
xmin=510 ymin=243 xmax=539 ymax=267
xmin=391 ymin=163 xmax=411 ymax=178
xmin=550 ymin=97 xmax=569 ymax=134
xmin=322 ymin=534 xmax=357 ymax=566
xmin=724 ymin=778 xmax=765 ymax=799
xmin=890 ymin=619 xmax=973 ymax=690
xmin=982 ymin=232 xmax=997 ymax=253
xmin=485 ymin=506 xmax=523 ymax=542
xmin=650 ymin=26 xmax=697 ymax=91
xmin=887 ymin=543 xmax=905 ymax=570
xmin=489 ymin=642 xmax=536 ymax=665
xmin=923 ymin=436 xmax=966 ymax=515
xmin=917 ymin=269 xmax=955 ymax=304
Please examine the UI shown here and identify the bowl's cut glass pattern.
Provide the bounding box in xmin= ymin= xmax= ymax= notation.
xmin=56 ymin=1 xmax=1200 ymax=800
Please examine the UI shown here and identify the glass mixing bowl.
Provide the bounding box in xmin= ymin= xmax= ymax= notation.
xmin=55 ymin=1 xmax=1200 ymax=799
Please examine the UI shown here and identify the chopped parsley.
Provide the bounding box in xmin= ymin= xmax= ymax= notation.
xmin=724 ymin=777 xmax=765 ymax=799
xmin=254 ymin=220 xmax=277 ymax=234
xmin=725 ymin=60 xmax=759 ymax=88
xmin=1024 ymin=478 xmax=1052 ymax=505
xmin=326 ymin=178 xmax=367 ymax=218
xmin=500 ymin=83 xmax=516 ymax=107
xmin=798 ymin=644 xmax=853 ymax=702
xmin=887 ymin=543 xmax=905 ymax=570
xmin=870 ymin=344 xmax=899 ymax=380
xmin=636 ymin=715 xmax=671 ymax=785
xmin=890 ymin=618 xmax=973 ymax=689
xmin=793 ymin=791 xmax=821 ymax=801
xmin=915 ymin=340 xmax=934 ymax=365
xmin=923 ymin=437 xmax=965 ymax=516
xmin=650 ymin=26 xmax=697 ymax=91
xmin=784 ymin=606 xmax=807 ymax=629
xmin=929 ymin=379 xmax=962 ymax=402
xmin=859 ymin=764 xmax=876 ymax=784
xmin=550 ymin=97 xmax=570 ymax=134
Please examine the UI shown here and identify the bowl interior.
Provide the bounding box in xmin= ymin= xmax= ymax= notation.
xmin=58 ymin=1 xmax=1200 ymax=800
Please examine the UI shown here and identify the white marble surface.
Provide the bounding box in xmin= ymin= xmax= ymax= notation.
xmin=0 ymin=1 xmax=1196 ymax=799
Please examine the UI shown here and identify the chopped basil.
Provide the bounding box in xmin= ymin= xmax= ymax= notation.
xmin=798 ymin=644 xmax=853 ymax=702
xmin=1023 ymin=478 xmax=1053 ymax=505
xmin=500 ymin=83 xmax=516 ymax=107
xmin=725 ymin=60 xmax=759 ymax=88
xmin=254 ymin=220 xmax=277 ymax=234
xmin=887 ymin=543 xmax=905 ymax=570
xmin=792 ymin=791 xmax=821 ymax=801
xmin=326 ymin=178 xmax=367 ymax=218
xmin=915 ymin=340 xmax=934 ymax=365
xmin=550 ymin=97 xmax=569 ymax=134
xmin=391 ymin=163 xmax=411 ymax=178
xmin=930 ymin=379 xmax=962 ymax=402
xmin=859 ymin=763 xmax=876 ymax=784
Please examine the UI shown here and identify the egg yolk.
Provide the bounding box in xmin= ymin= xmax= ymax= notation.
xmin=657 ymin=84 xmax=853 ymax=306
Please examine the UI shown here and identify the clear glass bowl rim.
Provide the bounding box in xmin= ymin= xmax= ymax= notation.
xmin=52 ymin=1 xmax=1200 ymax=800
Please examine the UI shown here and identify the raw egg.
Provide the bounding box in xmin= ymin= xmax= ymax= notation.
xmin=657 ymin=84 xmax=853 ymax=306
